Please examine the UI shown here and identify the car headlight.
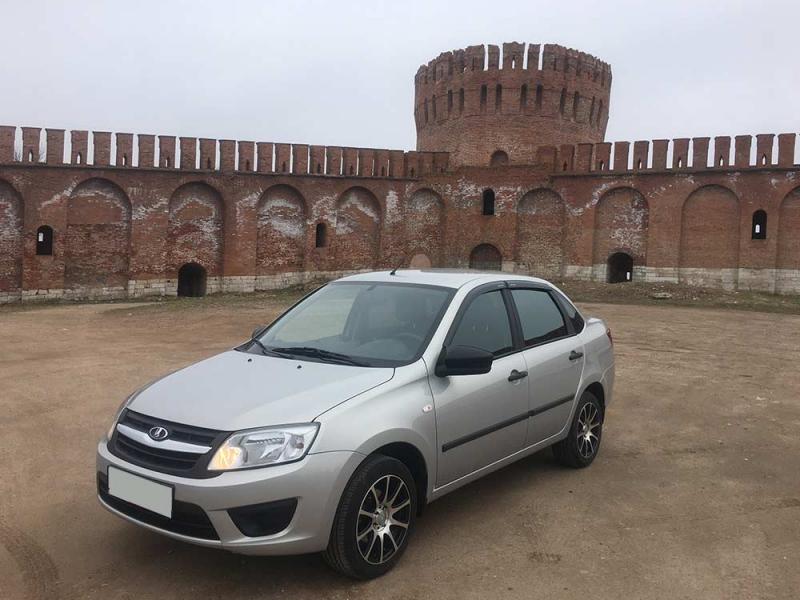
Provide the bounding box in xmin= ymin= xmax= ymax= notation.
xmin=208 ymin=423 xmax=320 ymax=471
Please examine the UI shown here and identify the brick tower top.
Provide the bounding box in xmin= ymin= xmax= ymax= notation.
xmin=414 ymin=42 xmax=611 ymax=168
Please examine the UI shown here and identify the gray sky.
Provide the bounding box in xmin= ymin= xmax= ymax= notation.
xmin=1 ymin=0 xmax=797 ymax=151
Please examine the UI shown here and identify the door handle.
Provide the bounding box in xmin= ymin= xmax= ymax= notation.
xmin=508 ymin=369 xmax=528 ymax=382
xmin=569 ymin=350 xmax=584 ymax=361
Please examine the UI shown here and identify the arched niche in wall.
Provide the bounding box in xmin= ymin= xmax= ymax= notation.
xmin=777 ymin=187 xmax=800 ymax=294
xmin=65 ymin=178 xmax=131 ymax=290
xmin=0 ymin=179 xmax=24 ymax=292
xmin=592 ymin=187 xmax=649 ymax=281
xmin=469 ymin=243 xmax=502 ymax=270
xmin=256 ymin=185 xmax=307 ymax=276
xmin=334 ymin=187 xmax=382 ymax=271
xmin=168 ymin=182 xmax=224 ymax=278
xmin=406 ymin=188 xmax=444 ymax=267
xmin=679 ymin=185 xmax=740 ymax=288
xmin=516 ymin=188 xmax=565 ymax=278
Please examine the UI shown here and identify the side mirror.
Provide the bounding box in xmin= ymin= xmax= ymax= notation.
xmin=435 ymin=345 xmax=493 ymax=377
xmin=251 ymin=325 xmax=266 ymax=339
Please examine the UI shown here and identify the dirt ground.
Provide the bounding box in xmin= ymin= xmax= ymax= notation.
xmin=1 ymin=290 xmax=799 ymax=600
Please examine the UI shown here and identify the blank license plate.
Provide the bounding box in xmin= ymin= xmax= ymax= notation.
xmin=108 ymin=467 xmax=173 ymax=518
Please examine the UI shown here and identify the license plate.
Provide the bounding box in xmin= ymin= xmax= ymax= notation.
xmin=108 ymin=467 xmax=173 ymax=518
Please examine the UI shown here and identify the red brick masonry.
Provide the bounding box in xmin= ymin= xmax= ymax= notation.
xmin=0 ymin=42 xmax=798 ymax=302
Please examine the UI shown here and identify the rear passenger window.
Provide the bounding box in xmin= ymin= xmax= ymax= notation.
xmin=555 ymin=291 xmax=584 ymax=332
xmin=450 ymin=290 xmax=514 ymax=356
xmin=510 ymin=289 xmax=568 ymax=346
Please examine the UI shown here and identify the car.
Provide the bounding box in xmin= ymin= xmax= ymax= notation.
xmin=97 ymin=269 xmax=615 ymax=579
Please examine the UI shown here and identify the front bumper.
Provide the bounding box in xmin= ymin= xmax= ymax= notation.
xmin=96 ymin=440 xmax=363 ymax=555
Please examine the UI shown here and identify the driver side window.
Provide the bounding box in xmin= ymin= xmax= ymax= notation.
xmin=450 ymin=290 xmax=514 ymax=356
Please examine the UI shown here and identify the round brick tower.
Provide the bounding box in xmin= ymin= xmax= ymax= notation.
xmin=414 ymin=42 xmax=611 ymax=167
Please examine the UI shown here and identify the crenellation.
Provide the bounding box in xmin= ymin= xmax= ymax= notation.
xmin=357 ymin=148 xmax=375 ymax=177
xmin=179 ymin=137 xmax=197 ymax=169
xmin=291 ymin=144 xmax=308 ymax=175
xmin=115 ymin=133 xmax=133 ymax=167
xmin=692 ymin=137 xmax=710 ymax=169
xmin=576 ymin=143 xmax=593 ymax=172
xmin=0 ymin=126 xmax=15 ymax=163
xmin=199 ymin=138 xmax=216 ymax=170
xmin=756 ymin=134 xmax=775 ymax=166
xmin=527 ymin=44 xmax=540 ymax=71
xmin=310 ymin=145 xmax=325 ymax=175
xmin=22 ymin=127 xmax=41 ymax=163
xmin=652 ymin=139 xmax=669 ymax=170
xmin=389 ymin=150 xmax=404 ymax=177
xmin=238 ymin=141 xmax=254 ymax=172
xmin=594 ymin=142 xmax=611 ymax=171
xmin=777 ymin=133 xmax=795 ymax=166
xmin=734 ymin=135 xmax=751 ymax=168
xmin=342 ymin=147 xmax=358 ymax=177
xmin=158 ymin=135 xmax=175 ymax=168
xmin=138 ymin=134 xmax=155 ymax=167
xmin=257 ymin=142 xmax=273 ymax=173
xmin=275 ymin=143 xmax=291 ymax=174
xmin=71 ymin=130 xmax=89 ymax=165
xmin=93 ymin=131 xmax=111 ymax=166
xmin=46 ymin=129 xmax=65 ymax=165
xmin=613 ymin=141 xmax=629 ymax=171
xmin=326 ymin=146 xmax=342 ymax=176
xmin=219 ymin=140 xmax=235 ymax=172
xmin=465 ymin=45 xmax=485 ymax=72
xmin=632 ymin=140 xmax=649 ymax=170
xmin=714 ymin=136 xmax=731 ymax=168
xmin=673 ymin=138 xmax=689 ymax=169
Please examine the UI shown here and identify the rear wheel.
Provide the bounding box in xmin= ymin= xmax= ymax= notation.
xmin=323 ymin=454 xmax=416 ymax=579
xmin=552 ymin=390 xmax=603 ymax=468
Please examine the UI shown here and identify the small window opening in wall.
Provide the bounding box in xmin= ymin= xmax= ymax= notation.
xmin=447 ymin=89 xmax=453 ymax=113
xmin=207 ymin=158 xmax=212 ymax=170
xmin=349 ymin=165 xmax=354 ymax=175
xmin=410 ymin=168 xmax=415 ymax=177
xmin=316 ymin=163 xmax=322 ymax=174
xmin=608 ymin=252 xmax=633 ymax=283
xmin=282 ymin=161 xmax=287 ymax=172
xmin=495 ymin=84 xmax=502 ymax=112
xmin=490 ymin=150 xmax=509 ymax=166
xmin=637 ymin=159 xmax=643 ymax=170
xmin=559 ymin=88 xmax=566 ymax=115
xmin=572 ymin=91 xmax=579 ymax=118
xmin=761 ymin=154 xmax=767 ymax=166
xmin=482 ymin=189 xmax=496 ymax=215
xmin=432 ymin=95 xmax=437 ymax=119
xmin=380 ymin=166 xmax=386 ymax=176
xmin=315 ymin=223 xmax=327 ymax=248
xmin=677 ymin=157 xmax=683 ymax=168
xmin=718 ymin=156 xmax=724 ymax=167
xmin=122 ymin=154 xmax=128 ymax=166
xmin=520 ymin=84 xmax=528 ymax=109
xmin=245 ymin=159 xmax=250 ymax=171
xmin=36 ymin=225 xmax=54 ymax=256
xmin=535 ymin=84 xmax=543 ymax=109
xmin=599 ymin=160 xmax=605 ymax=171
xmin=752 ymin=210 xmax=767 ymax=240
xmin=589 ymin=97 xmax=596 ymax=124
xmin=165 ymin=156 xmax=171 ymax=168
xmin=563 ymin=161 xmax=568 ymax=172
xmin=480 ymin=85 xmax=488 ymax=112
xmin=511 ymin=57 xmax=516 ymax=69
xmin=28 ymin=150 xmax=34 ymax=162
xmin=76 ymin=152 xmax=82 ymax=165
xmin=459 ymin=88 xmax=465 ymax=113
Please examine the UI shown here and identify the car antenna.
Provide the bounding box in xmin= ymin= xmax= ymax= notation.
xmin=389 ymin=256 xmax=406 ymax=276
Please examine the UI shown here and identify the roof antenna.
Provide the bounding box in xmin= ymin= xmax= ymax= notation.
xmin=389 ymin=256 xmax=406 ymax=276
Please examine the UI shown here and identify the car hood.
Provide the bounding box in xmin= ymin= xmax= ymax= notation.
xmin=128 ymin=350 xmax=394 ymax=431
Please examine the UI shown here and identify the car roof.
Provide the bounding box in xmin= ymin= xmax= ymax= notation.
xmin=335 ymin=269 xmax=552 ymax=290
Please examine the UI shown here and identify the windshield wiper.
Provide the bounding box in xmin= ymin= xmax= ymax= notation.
xmin=250 ymin=337 xmax=282 ymax=357
xmin=269 ymin=346 xmax=368 ymax=366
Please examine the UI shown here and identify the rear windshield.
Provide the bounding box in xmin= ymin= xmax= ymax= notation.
xmin=254 ymin=282 xmax=454 ymax=367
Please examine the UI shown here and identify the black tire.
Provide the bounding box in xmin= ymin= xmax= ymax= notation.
xmin=323 ymin=454 xmax=417 ymax=579
xmin=552 ymin=390 xmax=604 ymax=468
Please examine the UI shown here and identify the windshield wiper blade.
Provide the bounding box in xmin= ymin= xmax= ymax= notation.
xmin=250 ymin=337 xmax=281 ymax=357
xmin=269 ymin=346 xmax=367 ymax=366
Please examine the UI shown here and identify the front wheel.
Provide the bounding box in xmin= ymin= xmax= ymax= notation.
xmin=552 ymin=390 xmax=604 ymax=468
xmin=323 ymin=454 xmax=417 ymax=579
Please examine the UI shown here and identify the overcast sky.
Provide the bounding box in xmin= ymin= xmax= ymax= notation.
xmin=1 ymin=0 xmax=797 ymax=151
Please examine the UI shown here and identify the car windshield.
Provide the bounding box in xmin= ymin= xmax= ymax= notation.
xmin=252 ymin=282 xmax=454 ymax=367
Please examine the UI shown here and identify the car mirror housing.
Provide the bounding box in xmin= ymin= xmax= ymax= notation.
xmin=435 ymin=345 xmax=493 ymax=377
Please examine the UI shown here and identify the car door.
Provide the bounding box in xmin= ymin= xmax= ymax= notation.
xmin=429 ymin=285 xmax=529 ymax=487
xmin=506 ymin=286 xmax=584 ymax=445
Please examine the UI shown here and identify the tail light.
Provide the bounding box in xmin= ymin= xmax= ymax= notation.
xmin=606 ymin=328 xmax=613 ymax=346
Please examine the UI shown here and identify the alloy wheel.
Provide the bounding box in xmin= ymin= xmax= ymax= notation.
xmin=356 ymin=474 xmax=411 ymax=565
xmin=576 ymin=402 xmax=602 ymax=459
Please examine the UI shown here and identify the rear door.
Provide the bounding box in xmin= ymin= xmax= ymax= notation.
xmin=430 ymin=284 xmax=529 ymax=487
xmin=506 ymin=285 xmax=584 ymax=445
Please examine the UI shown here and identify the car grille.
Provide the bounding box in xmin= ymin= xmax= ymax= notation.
xmin=108 ymin=409 xmax=228 ymax=478
xmin=98 ymin=473 xmax=219 ymax=540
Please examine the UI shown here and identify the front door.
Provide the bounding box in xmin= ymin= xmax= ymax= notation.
xmin=430 ymin=288 xmax=529 ymax=487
